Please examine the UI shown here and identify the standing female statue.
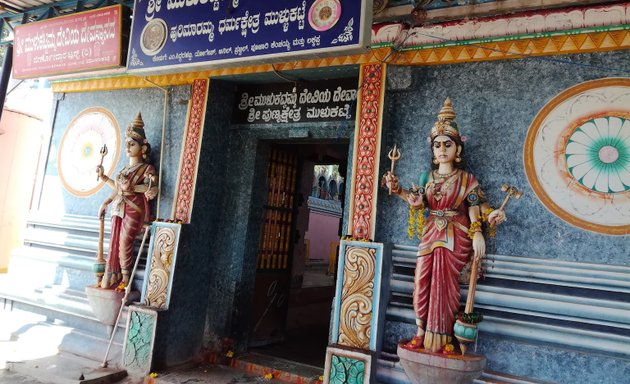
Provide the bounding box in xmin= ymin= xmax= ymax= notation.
xmin=385 ymin=98 xmax=505 ymax=353
xmin=96 ymin=113 xmax=158 ymax=289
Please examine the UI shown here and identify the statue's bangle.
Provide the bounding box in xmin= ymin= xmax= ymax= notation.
xmin=481 ymin=207 xmax=494 ymax=222
xmin=392 ymin=185 xmax=401 ymax=194
xmin=468 ymin=221 xmax=482 ymax=239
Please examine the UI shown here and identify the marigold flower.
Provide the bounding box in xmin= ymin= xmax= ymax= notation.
xmin=264 ymin=373 xmax=274 ymax=380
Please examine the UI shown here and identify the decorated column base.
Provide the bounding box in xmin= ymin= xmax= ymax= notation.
xmin=397 ymin=343 xmax=486 ymax=384
xmin=122 ymin=305 xmax=159 ymax=375
xmin=323 ymin=345 xmax=374 ymax=384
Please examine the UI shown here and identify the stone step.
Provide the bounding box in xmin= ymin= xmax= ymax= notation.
xmin=0 ymin=276 xmax=141 ymax=336
xmin=0 ymin=213 xmax=150 ymax=374
xmin=1 ymin=296 xmax=132 ymax=364
xmin=8 ymin=245 xmax=147 ymax=291
xmin=1 ymin=307 xmax=126 ymax=372
xmin=27 ymin=213 xmax=107 ymax=235
xmin=231 ymin=352 xmax=323 ymax=384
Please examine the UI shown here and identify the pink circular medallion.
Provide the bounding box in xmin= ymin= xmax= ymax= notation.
xmin=308 ymin=0 xmax=342 ymax=32
xmin=598 ymin=145 xmax=619 ymax=164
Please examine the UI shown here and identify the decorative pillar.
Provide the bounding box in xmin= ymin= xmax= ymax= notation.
xmin=348 ymin=64 xmax=387 ymax=240
xmin=173 ymin=78 xmax=209 ymax=223
xmin=324 ymin=240 xmax=386 ymax=384
xmin=325 ymin=64 xmax=388 ymax=384
xmin=122 ymin=222 xmax=183 ymax=374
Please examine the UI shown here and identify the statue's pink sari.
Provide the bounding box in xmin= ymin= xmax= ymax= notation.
xmin=413 ymin=169 xmax=478 ymax=352
xmin=103 ymin=162 xmax=155 ymax=287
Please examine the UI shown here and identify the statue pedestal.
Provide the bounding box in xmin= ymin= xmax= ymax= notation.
xmin=85 ymin=285 xmax=125 ymax=327
xmin=397 ymin=343 xmax=486 ymax=384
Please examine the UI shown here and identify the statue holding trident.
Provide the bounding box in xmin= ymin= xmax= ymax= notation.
xmin=96 ymin=113 xmax=158 ymax=289
xmin=383 ymin=98 xmax=509 ymax=354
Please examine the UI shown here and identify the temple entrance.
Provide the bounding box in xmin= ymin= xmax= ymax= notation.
xmin=249 ymin=142 xmax=349 ymax=368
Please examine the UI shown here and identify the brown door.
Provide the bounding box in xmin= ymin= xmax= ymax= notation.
xmin=250 ymin=148 xmax=299 ymax=346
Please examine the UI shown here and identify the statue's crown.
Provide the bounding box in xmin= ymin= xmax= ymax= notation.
xmin=126 ymin=112 xmax=148 ymax=143
xmin=430 ymin=98 xmax=460 ymax=141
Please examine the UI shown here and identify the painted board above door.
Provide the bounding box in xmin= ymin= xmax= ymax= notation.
xmin=126 ymin=0 xmax=372 ymax=74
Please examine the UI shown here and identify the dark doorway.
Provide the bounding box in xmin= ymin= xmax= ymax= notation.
xmin=249 ymin=141 xmax=349 ymax=368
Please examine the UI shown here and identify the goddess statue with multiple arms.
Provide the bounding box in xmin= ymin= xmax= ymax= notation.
xmin=96 ymin=113 xmax=158 ymax=289
xmin=384 ymin=98 xmax=506 ymax=353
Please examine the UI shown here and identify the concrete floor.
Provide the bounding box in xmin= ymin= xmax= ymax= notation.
xmin=0 ymin=307 xmax=307 ymax=384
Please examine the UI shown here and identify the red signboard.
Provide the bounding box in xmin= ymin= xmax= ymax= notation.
xmin=13 ymin=5 xmax=126 ymax=79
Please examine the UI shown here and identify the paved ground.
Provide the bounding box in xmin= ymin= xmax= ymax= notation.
xmin=0 ymin=370 xmax=47 ymax=384
xmin=0 ymin=364 xmax=279 ymax=384
xmin=0 ymin=307 xmax=291 ymax=384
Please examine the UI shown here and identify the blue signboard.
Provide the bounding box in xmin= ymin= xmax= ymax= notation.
xmin=127 ymin=0 xmax=372 ymax=73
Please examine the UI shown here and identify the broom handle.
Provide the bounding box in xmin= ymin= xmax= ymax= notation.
xmin=100 ymin=224 xmax=151 ymax=368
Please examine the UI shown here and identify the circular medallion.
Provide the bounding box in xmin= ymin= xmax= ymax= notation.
xmin=524 ymin=78 xmax=630 ymax=235
xmin=58 ymin=108 xmax=121 ymax=197
xmin=140 ymin=18 xmax=167 ymax=56
xmin=308 ymin=0 xmax=342 ymax=32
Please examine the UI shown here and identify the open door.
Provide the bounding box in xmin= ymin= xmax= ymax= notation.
xmin=250 ymin=148 xmax=299 ymax=346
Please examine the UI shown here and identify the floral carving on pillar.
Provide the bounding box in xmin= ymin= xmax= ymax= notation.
xmin=337 ymin=246 xmax=375 ymax=350
xmin=174 ymin=78 xmax=209 ymax=223
xmin=144 ymin=225 xmax=178 ymax=309
xmin=350 ymin=64 xmax=385 ymax=239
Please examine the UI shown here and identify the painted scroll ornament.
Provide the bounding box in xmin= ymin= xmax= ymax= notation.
xmin=524 ymin=78 xmax=630 ymax=235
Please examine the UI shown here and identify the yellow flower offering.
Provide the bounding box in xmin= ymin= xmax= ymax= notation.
xmin=149 ymin=372 xmax=158 ymax=378
xmin=264 ymin=373 xmax=274 ymax=380
xmin=226 ymin=351 xmax=234 ymax=358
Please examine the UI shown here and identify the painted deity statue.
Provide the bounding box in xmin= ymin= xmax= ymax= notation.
xmin=96 ymin=113 xmax=158 ymax=289
xmin=385 ymin=98 xmax=506 ymax=353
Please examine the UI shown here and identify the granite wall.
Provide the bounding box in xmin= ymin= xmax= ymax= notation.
xmin=377 ymin=51 xmax=630 ymax=264
xmin=375 ymin=50 xmax=630 ymax=383
xmin=196 ymin=79 xmax=356 ymax=352
xmin=41 ymin=85 xmax=191 ymax=220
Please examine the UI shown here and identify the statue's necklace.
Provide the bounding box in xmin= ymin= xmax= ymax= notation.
xmin=432 ymin=169 xmax=458 ymax=202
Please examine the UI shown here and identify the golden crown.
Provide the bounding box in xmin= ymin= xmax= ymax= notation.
xmin=430 ymin=98 xmax=460 ymax=140
xmin=125 ymin=112 xmax=148 ymax=143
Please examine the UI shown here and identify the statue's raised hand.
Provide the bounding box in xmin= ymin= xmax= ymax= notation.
xmin=144 ymin=175 xmax=158 ymax=200
xmin=383 ymin=171 xmax=399 ymax=193
xmin=487 ymin=209 xmax=507 ymax=226
xmin=96 ymin=165 xmax=105 ymax=180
